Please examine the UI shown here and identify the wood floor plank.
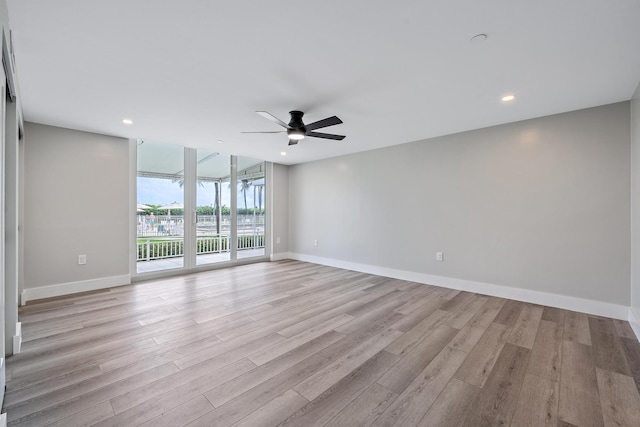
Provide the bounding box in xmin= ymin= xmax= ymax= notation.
xmin=462 ymin=343 xmax=530 ymax=426
xmin=100 ymin=333 xmax=221 ymax=373
xmin=453 ymin=322 xmax=510 ymax=387
xmin=439 ymin=291 xmax=474 ymax=312
xmin=506 ymin=303 xmax=544 ymax=349
xmin=444 ymin=295 xmax=489 ymax=329
xmin=416 ymin=378 xmax=479 ymax=427
xmin=191 ymin=312 xmax=403 ymax=426
xmin=292 ymin=327 xmax=402 ymax=400
xmin=22 ymin=323 xmax=84 ymax=343
xmin=47 ymin=400 xmax=115 ymax=427
xmin=557 ymin=421 xmax=579 ymax=427
xmin=14 ymin=317 xmax=195 ymax=374
xmin=620 ymin=337 xmax=640 ymax=394
xmin=6 ymin=338 xmax=159 ymax=393
xmin=384 ymin=309 xmax=450 ymax=356
xmin=389 ymin=297 xmax=447 ymax=332
xmin=6 ymin=355 xmax=178 ymax=420
xmin=378 ymin=324 xmax=458 ymax=394
xmin=527 ymin=319 xmax=563 ymax=382
xmin=108 ymin=342 xmax=257 ymax=414
xmin=595 ymin=367 xmax=640 ymax=427
xmin=248 ymin=313 xmax=352 ymax=365
xmin=93 ymin=359 xmax=255 ymax=427
xmin=204 ymin=331 xmax=344 ymax=408
xmin=590 ymin=323 xmax=631 ymax=376
xmin=280 ymin=350 xmax=399 ymax=427
xmin=511 ymin=373 xmax=559 ymax=426
xmin=493 ymin=299 xmax=524 ymax=327
xmin=558 ymin=340 xmax=604 ymax=427
xmin=589 ymin=316 xmax=618 ymax=336
xmin=275 ymin=300 xmax=362 ymax=337
xmin=394 ymin=288 xmax=436 ymax=315
xmin=612 ymin=319 xmax=637 ymax=339
xmin=448 ymin=297 xmax=505 ymax=353
xmin=324 ymin=383 xmax=398 ymax=427
xmin=541 ymin=306 xmax=566 ymax=324
xmin=232 ymin=389 xmax=308 ymax=427
xmin=9 ymin=362 xmax=180 ymax=427
xmin=173 ymin=331 xmax=285 ymax=371
xmin=334 ymin=298 xmax=406 ymax=335
xmin=138 ymin=395 xmax=214 ymax=427
xmin=371 ymin=346 xmax=468 ymax=427
xmin=4 ymin=364 xmax=102 ymax=407
xmin=564 ymin=311 xmax=592 ymax=346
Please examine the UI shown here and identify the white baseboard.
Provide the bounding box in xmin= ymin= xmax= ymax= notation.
xmin=288 ymin=253 xmax=630 ymax=320
xmin=270 ymin=252 xmax=292 ymax=262
xmin=21 ymin=274 xmax=131 ymax=304
xmin=629 ymin=307 xmax=640 ymax=341
xmin=12 ymin=322 xmax=22 ymax=354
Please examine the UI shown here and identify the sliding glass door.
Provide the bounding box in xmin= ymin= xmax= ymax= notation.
xmin=135 ymin=141 xmax=267 ymax=274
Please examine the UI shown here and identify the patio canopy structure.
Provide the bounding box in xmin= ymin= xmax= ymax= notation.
xmin=136 ymin=140 xmax=265 ymax=183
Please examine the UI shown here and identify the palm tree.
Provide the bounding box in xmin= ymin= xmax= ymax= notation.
xmin=214 ymin=181 xmax=220 ymax=235
xmin=240 ymin=179 xmax=250 ymax=212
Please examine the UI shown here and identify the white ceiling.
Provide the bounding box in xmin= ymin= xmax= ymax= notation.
xmin=6 ymin=0 xmax=640 ymax=165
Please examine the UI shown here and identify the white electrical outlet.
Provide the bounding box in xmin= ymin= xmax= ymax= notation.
xmin=78 ymin=254 xmax=87 ymax=265
xmin=314 ymin=239 xmax=318 ymax=246
xmin=436 ymin=251 xmax=443 ymax=261
xmin=276 ymin=237 xmax=281 ymax=244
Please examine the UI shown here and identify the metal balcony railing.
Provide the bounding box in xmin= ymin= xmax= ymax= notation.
xmin=137 ymin=234 xmax=265 ymax=261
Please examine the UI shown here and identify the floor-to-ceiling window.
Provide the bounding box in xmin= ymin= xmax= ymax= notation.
xmin=136 ymin=140 xmax=185 ymax=273
xmin=237 ymin=156 xmax=266 ymax=259
xmin=196 ymin=150 xmax=231 ymax=266
xmin=135 ymin=141 xmax=267 ymax=274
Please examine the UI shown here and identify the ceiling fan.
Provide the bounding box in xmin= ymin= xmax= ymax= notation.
xmin=242 ymin=110 xmax=345 ymax=145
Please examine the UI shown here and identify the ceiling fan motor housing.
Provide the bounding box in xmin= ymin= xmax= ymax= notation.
xmin=288 ymin=111 xmax=306 ymax=129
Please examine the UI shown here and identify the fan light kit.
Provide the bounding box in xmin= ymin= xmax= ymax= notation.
xmin=288 ymin=129 xmax=305 ymax=140
xmin=242 ymin=110 xmax=345 ymax=146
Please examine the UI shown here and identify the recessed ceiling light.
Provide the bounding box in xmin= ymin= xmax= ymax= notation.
xmin=217 ymin=140 xmax=223 ymax=144
xmin=470 ymin=33 xmax=488 ymax=44
xmin=280 ymin=151 xmax=287 ymax=156
xmin=502 ymin=95 xmax=515 ymax=102
xmin=122 ymin=119 xmax=133 ymax=125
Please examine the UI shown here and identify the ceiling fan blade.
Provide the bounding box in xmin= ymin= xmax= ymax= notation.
xmin=240 ymin=131 xmax=286 ymax=134
xmin=304 ymin=116 xmax=343 ymax=131
xmin=256 ymin=111 xmax=291 ymax=129
xmin=288 ymin=139 xmax=299 ymax=146
xmin=306 ymin=131 xmax=345 ymax=140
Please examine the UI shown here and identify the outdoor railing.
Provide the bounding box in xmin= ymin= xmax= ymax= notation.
xmin=137 ymin=234 xmax=265 ymax=261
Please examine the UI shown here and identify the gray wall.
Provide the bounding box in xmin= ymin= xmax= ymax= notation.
xmin=632 ymin=83 xmax=640 ymax=316
xmin=271 ymin=163 xmax=289 ymax=255
xmin=24 ymin=123 xmax=129 ymax=289
xmin=289 ymin=103 xmax=631 ymax=305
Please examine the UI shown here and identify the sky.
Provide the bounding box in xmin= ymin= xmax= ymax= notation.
xmin=137 ymin=177 xmax=262 ymax=208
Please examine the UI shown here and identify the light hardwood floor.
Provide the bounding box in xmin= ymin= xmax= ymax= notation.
xmin=5 ymin=260 xmax=640 ymax=426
